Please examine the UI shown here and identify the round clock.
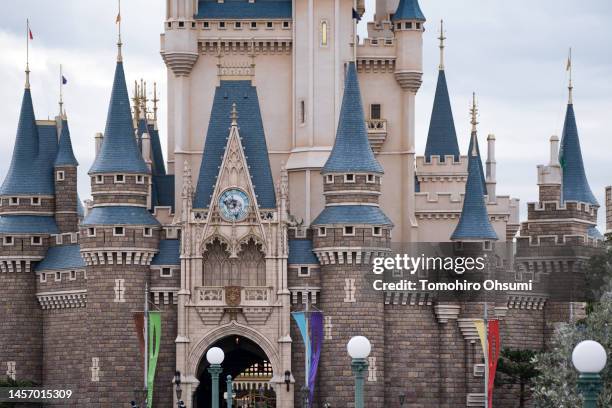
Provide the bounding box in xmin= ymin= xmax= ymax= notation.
xmin=219 ymin=188 xmax=250 ymax=221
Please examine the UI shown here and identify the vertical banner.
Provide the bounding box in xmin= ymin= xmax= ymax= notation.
xmin=133 ymin=312 xmax=145 ymax=367
xmin=147 ymin=311 xmax=162 ymax=408
xmin=487 ymin=320 xmax=501 ymax=407
xmin=291 ymin=312 xmax=311 ymax=385
xmin=308 ymin=311 xmax=324 ymax=405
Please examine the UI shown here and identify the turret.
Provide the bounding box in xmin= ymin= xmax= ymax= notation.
xmin=537 ymin=135 xmax=562 ymax=202
xmin=486 ymin=133 xmax=497 ymax=203
xmin=312 ymin=62 xmax=390 ymax=407
xmin=54 ymin=118 xmax=79 ymax=232
xmin=392 ymin=0 xmax=425 ymax=92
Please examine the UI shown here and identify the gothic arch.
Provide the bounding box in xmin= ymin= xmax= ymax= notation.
xmin=187 ymin=321 xmax=281 ymax=377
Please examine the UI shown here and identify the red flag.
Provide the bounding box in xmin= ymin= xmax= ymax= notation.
xmin=487 ymin=320 xmax=501 ymax=406
xmin=28 ymin=25 xmax=33 ymax=40
xmin=116 ymin=13 xmax=121 ymax=24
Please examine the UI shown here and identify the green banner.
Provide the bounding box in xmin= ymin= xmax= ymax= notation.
xmin=147 ymin=311 xmax=161 ymax=408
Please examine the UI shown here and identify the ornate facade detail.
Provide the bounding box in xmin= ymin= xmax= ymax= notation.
xmin=36 ymin=290 xmax=87 ymax=310
xmin=81 ymin=250 xmax=157 ymax=266
xmin=161 ymin=51 xmax=199 ymax=76
xmin=394 ymin=70 xmax=423 ymax=92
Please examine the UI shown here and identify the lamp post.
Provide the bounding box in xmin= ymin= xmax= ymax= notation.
xmin=347 ymin=336 xmax=371 ymax=408
xmin=174 ymin=371 xmax=184 ymax=408
xmin=207 ymin=347 xmax=225 ymax=408
xmin=226 ymin=375 xmax=233 ymax=408
xmin=399 ymin=392 xmax=406 ymax=407
xmin=572 ymin=340 xmax=608 ymax=408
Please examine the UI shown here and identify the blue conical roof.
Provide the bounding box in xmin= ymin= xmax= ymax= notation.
xmin=89 ymin=61 xmax=148 ymax=174
xmin=0 ymin=89 xmax=39 ymax=195
xmin=322 ymin=62 xmax=383 ymax=174
xmin=55 ymin=119 xmax=79 ymax=167
xmin=559 ymin=103 xmax=598 ymax=206
xmin=425 ymin=70 xmax=460 ymax=162
xmin=451 ymin=133 xmax=498 ymax=241
xmin=467 ymin=130 xmax=487 ymax=193
xmin=392 ymin=0 xmax=426 ymax=21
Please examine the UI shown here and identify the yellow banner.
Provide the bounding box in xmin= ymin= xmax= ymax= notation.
xmin=474 ymin=319 xmax=487 ymax=356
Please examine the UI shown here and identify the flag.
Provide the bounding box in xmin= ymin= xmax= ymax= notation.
xmin=566 ymin=52 xmax=571 ymax=71
xmin=352 ymin=8 xmax=361 ymax=21
xmin=62 ymin=75 xmax=67 ymax=85
xmin=116 ymin=13 xmax=121 ymax=24
xmin=147 ymin=311 xmax=161 ymax=408
xmin=29 ymin=28 xmax=33 ymax=40
xmin=474 ymin=319 xmax=501 ymax=407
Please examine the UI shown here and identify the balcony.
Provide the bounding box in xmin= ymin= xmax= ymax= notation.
xmin=365 ymin=119 xmax=387 ymax=153
xmin=194 ymin=286 xmax=272 ymax=307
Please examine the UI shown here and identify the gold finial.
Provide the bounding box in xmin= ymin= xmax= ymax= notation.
xmin=132 ymin=80 xmax=140 ymax=120
xmin=116 ymin=0 xmax=122 ymax=61
xmin=59 ymin=64 xmax=65 ymax=117
xmin=230 ymin=103 xmax=238 ymax=126
xmin=567 ymin=47 xmax=573 ymax=104
xmin=152 ymin=82 xmax=159 ymax=122
xmin=142 ymin=80 xmax=148 ymax=117
xmin=438 ymin=19 xmax=446 ymax=70
xmin=470 ymin=92 xmax=479 ymax=130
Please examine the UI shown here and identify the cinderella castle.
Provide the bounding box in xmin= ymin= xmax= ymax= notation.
xmin=0 ymin=0 xmax=605 ymax=406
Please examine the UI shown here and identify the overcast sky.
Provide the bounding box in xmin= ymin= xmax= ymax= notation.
xmin=1 ymin=0 xmax=611 ymax=228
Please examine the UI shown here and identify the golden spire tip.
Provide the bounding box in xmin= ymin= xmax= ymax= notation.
xmin=438 ymin=19 xmax=446 ymax=70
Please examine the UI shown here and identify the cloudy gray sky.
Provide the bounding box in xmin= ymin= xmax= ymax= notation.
xmin=2 ymin=1 xmax=611 ymax=228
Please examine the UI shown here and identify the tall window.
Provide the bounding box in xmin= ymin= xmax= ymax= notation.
xmin=299 ymin=100 xmax=306 ymax=125
xmin=370 ymin=104 xmax=381 ymax=120
xmin=320 ymin=20 xmax=329 ymax=47
xmin=202 ymin=239 xmax=266 ymax=287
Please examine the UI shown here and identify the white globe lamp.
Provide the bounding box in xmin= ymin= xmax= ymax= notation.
xmin=206 ymin=347 xmax=225 ymax=366
xmin=572 ymin=340 xmax=607 ymax=374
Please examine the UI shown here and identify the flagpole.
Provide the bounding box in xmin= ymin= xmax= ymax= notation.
xmin=144 ymin=281 xmax=149 ymax=406
xmin=567 ymin=47 xmax=573 ymax=104
xmin=484 ymin=301 xmax=489 ymax=408
xmin=25 ymin=19 xmax=30 ymax=88
xmin=59 ymin=64 xmax=63 ymax=115
xmin=353 ymin=0 xmax=357 ymax=62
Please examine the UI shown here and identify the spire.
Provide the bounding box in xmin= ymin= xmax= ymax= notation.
xmin=392 ymin=0 xmax=426 ymax=21
xmin=322 ymin=62 xmax=383 ymax=174
xmin=0 ymin=87 xmax=39 ymax=194
xmin=424 ymin=26 xmax=460 ymax=163
xmin=567 ymin=47 xmax=573 ymax=104
xmin=451 ymin=128 xmax=498 ymax=241
xmin=58 ymin=64 xmax=65 ymax=117
xmin=438 ymin=20 xmax=446 ymax=70
xmin=25 ymin=19 xmax=32 ymax=89
xmin=88 ymin=48 xmax=148 ymax=174
xmin=558 ymin=101 xmax=598 ymax=206
xmin=467 ymin=93 xmax=487 ymax=191
xmin=55 ymin=120 xmax=79 ymax=167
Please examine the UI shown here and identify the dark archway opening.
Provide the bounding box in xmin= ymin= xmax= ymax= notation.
xmin=194 ymin=335 xmax=276 ymax=408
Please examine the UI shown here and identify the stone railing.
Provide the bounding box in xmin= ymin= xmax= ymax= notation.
xmin=194 ymin=286 xmax=272 ymax=306
xmin=365 ymin=119 xmax=387 ymax=153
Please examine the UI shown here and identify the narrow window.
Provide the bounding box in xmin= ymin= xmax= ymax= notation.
xmin=325 ymin=174 xmax=334 ymax=184
xmin=219 ymin=21 xmax=226 ymax=29
xmin=416 ymin=22 xmax=421 ymax=30
xmin=55 ymin=272 xmax=62 ymax=282
xmin=31 ymin=236 xmax=42 ymax=245
xmin=70 ymin=270 xmax=77 ymax=280
xmin=10 ymin=197 xmax=19 ymax=205
xmin=88 ymin=227 xmax=96 ymax=237
xmin=370 ymin=104 xmax=381 ymax=120
xmin=251 ymin=21 xmax=257 ymax=29
xmin=95 ymin=175 xmax=103 ymax=184
xmin=235 ymin=22 xmax=241 ymax=29
xmin=136 ymin=175 xmax=144 ymax=184
xmin=299 ymin=266 xmax=310 ymax=277
xmin=40 ymin=273 xmax=47 ymax=283
xmin=345 ymin=174 xmax=355 ymax=183
xmin=203 ymin=21 xmax=210 ymax=29
xmin=372 ymin=226 xmax=382 ymax=236
xmin=266 ymin=21 xmax=273 ymax=29
xmin=191 ymin=21 xmax=196 ymax=28
xmin=320 ymin=20 xmax=328 ymax=47
xmin=114 ymin=226 xmax=125 ymax=236
xmin=344 ymin=226 xmax=354 ymax=236
xmin=143 ymin=227 xmax=152 ymax=237
xmin=367 ymin=174 xmax=375 ymax=183
xmin=115 ymin=174 xmax=125 ymax=183
xmin=283 ymin=21 xmax=290 ymax=29
xmin=56 ymin=170 xmax=65 ymax=181
xmin=299 ymin=100 xmax=306 ymax=125
xmin=396 ymin=23 xmax=401 ymax=30
xmin=161 ymin=267 xmax=172 ymax=277
xmin=407 ymin=22 xmax=413 ymax=29
xmin=318 ymin=227 xmax=327 ymax=237
xmin=31 ymin=197 xmax=40 ymax=205
xmin=3 ymin=236 xmax=13 ymax=245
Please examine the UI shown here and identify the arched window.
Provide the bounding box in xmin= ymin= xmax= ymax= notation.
xmin=320 ymin=19 xmax=329 ymax=47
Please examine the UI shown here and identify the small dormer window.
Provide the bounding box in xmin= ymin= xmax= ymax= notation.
xmin=219 ymin=21 xmax=226 ymax=29
xmin=178 ymin=21 xmax=185 ymax=28
xmin=95 ymin=175 xmax=104 ymax=184
xmin=55 ymin=272 xmax=62 ymax=282
xmin=56 ymin=170 xmax=65 ymax=181
xmin=161 ymin=267 xmax=172 ymax=277
xmin=235 ymin=22 xmax=241 ymax=29
xmin=3 ymin=236 xmax=14 ymax=245
xmin=70 ymin=270 xmax=77 ymax=280
xmin=114 ymin=227 xmax=125 ymax=236
xmin=203 ymin=21 xmax=210 ymax=29
xmin=299 ymin=266 xmax=311 ymax=277
xmin=344 ymin=226 xmax=355 ymax=236
xmin=136 ymin=175 xmax=145 ymax=184
xmin=251 ymin=21 xmax=257 ymax=29
xmin=406 ymin=22 xmax=413 ymax=29
xmin=325 ymin=174 xmax=334 ymax=184
xmin=191 ymin=21 xmax=196 ymax=28
xmin=344 ymin=174 xmax=355 ymax=183
xmin=10 ymin=197 xmax=19 ymax=206
xmin=40 ymin=273 xmax=47 ymax=283
xmin=31 ymin=236 xmax=42 ymax=245
xmin=372 ymin=226 xmax=382 ymax=237
xmin=283 ymin=21 xmax=290 ymax=29
xmin=266 ymin=21 xmax=273 ymax=29
xmin=31 ymin=197 xmax=41 ymax=205
xmin=396 ymin=22 xmax=401 ymax=29
xmin=318 ymin=227 xmax=327 ymax=237
xmin=367 ymin=174 xmax=375 ymax=183
xmin=416 ymin=22 xmax=421 ymax=30
xmin=88 ymin=227 xmax=96 ymax=237
xmin=483 ymin=241 xmax=492 ymax=251
xmin=115 ymin=174 xmax=125 ymax=183
xmin=143 ymin=227 xmax=152 ymax=237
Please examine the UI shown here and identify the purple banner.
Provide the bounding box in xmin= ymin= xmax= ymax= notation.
xmin=308 ymin=311 xmax=324 ymax=406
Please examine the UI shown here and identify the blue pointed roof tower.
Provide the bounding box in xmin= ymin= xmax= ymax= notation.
xmin=89 ymin=37 xmax=148 ymax=175
xmin=391 ymin=0 xmax=426 ymax=21
xmin=55 ymin=119 xmax=79 ymax=167
xmin=558 ymin=71 xmax=598 ymax=206
xmin=451 ymin=97 xmax=497 ymax=241
xmin=425 ymin=21 xmax=460 ymax=162
xmin=322 ymin=62 xmax=383 ymax=174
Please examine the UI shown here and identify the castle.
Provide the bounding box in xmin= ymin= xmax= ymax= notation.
xmin=0 ymin=0 xmax=605 ymax=407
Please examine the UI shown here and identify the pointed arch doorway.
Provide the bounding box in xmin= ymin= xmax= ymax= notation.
xmin=194 ymin=335 xmax=277 ymax=408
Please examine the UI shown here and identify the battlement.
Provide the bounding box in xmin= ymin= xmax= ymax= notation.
xmin=416 ymin=154 xmax=467 ymax=170
xmin=415 ymin=192 xmax=514 ymax=216
xmin=526 ymin=200 xmax=598 ymax=222
xmin=516 ymin=233 xmax=601 ymax=248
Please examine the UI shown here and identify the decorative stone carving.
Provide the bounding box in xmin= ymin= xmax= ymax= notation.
xmin=434 ymin=303 xmax=461 ymax=323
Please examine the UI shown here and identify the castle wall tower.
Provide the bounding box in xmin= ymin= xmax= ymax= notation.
xmin=54 ymin=119 xmax=80 ymax=233
xmin=312 ymin=62 xmax=391 ymax=407
xmin=80 ymin=48 xmax=161 ymax=405
xmin=0 ymin=77 xmax=59 ymax=385
xmin=392 ymin=0 xmax=425 ymax=241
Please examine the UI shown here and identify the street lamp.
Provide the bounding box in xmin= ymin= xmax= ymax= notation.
xmin=572 ymin=340 xmax=607 ymax=408
xmin=284 ymin=370 xmax=291 ymax=392
xmin=207 ymin=347 xmax=225 ymax=408
xmin=347 ymin=336 xmax=371 ymax=408
xmin=399 ymin=391 xmax=406 ymax=407
xmin=174 ymin=371 xmax=184 ymax=407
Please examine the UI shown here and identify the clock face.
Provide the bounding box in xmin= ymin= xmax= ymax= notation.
xmin=219 ymin=189 xmax=250 ymax=221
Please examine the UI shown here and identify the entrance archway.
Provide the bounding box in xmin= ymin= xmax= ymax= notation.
xmin=194 ymin=335 xmax=277 ymax=408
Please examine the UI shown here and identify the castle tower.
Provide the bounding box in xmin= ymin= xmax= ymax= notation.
xmin=312 ymin=62 xmax=391 ymax=407
xmin=54 ymin=118 xmax=79 ymax=232
xmin=80 ymin=37 xmax=161 ymax=405
xmin=392 ymin=0 xmax=425 ymax=240
xmin=0 ymin=72 xmax=54 ymax=385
